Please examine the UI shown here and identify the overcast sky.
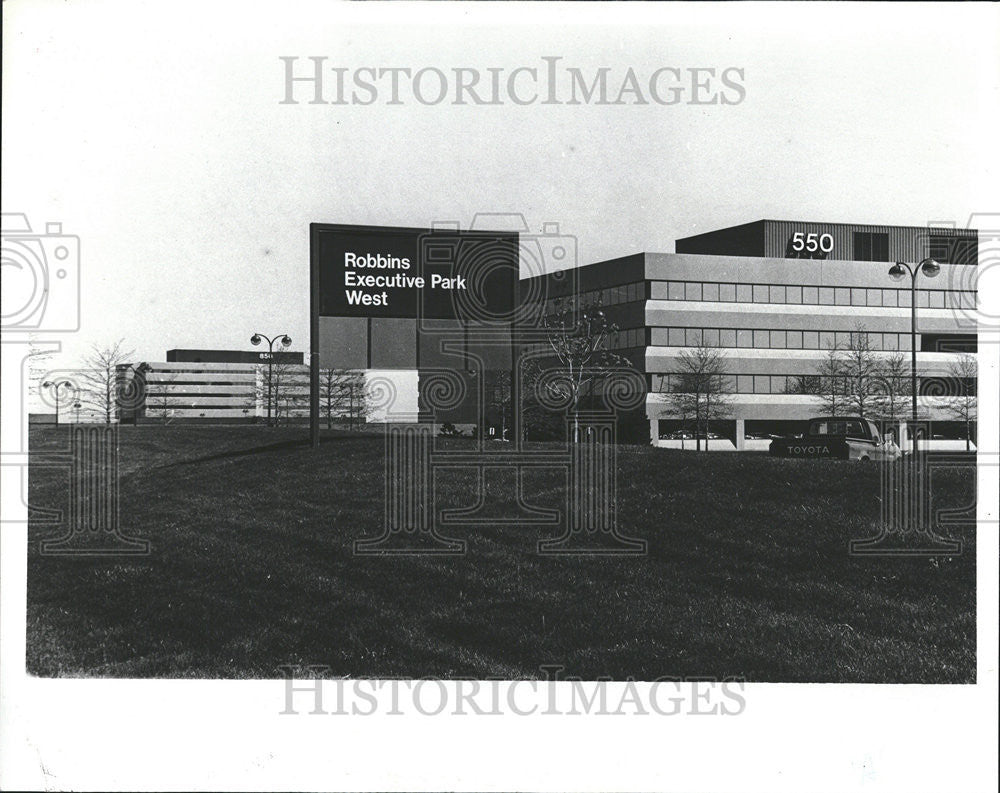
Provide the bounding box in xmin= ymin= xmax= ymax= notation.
xmin=3 ymin=1 xmax=998 ymax=367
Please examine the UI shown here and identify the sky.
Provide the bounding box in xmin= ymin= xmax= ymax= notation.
xmin=3 ymin=0 xmax=999 ymax=369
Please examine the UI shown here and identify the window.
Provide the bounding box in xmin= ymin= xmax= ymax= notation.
xmin=853 ymin=231 xmax=889 ymax=262
xmin=666 ymin=327 xmax=684 ymax=346
xmin=737 ymin=375 xmax=753 ymax=393
xmin=753 ymin=284 xmax=769 ymax=303
xmin=870 ymin=334 xmax=883 ymax=351
xmin=786 ymin=330 xmax=803 ymax=349
xmin=703 ymin=328 xmax=720 ymax=347
xmin=916 ymin=290 xmax=930 ymax=308
xmin=771 ymin=375 xmax=789 ymax=394
xmin=719 ymin=283 xmax=736 ymax=302
xmin=835 ymin=287 xmax=851 ymax=306
xmin=819 ymin=287 xmax=835 ymax=305
xmin=702 ymin=283 xmax=720 ymax=302
xmin=899 ymin=334 xmax=912 ymax=351
xmin=720 ymin=328 xmax=737 ymax=347
xmin=737 ymin=329 xmax=753 ymax=348
xmin=686 ymin=328 xmax=702 ymax=346
xmin=650 ymin=282 xmax=670 ymax=300
xmin=770 ymin=330 xmax=786 ymax=349
xmin=851 ymin=289 xmax=866 ymax=307
xmin=881 ymin=289 xmax=897 ymax=307
xmin=898 ymin=289 xmax=911 ymax=308
xmin=737 ymin=284 xmax=752 ymax=302
xmin=802 ymin=286 xmax=819 ymax=304
xmin=866 ymin=288 xmax=882 ymax=307
xmin=928 ymin=291 xmax=944 ymax=309
xmin=883 ymin=334 xmax=898 ymax=351
xmin=820 ymin=331 xmax=836 ymax=350
xmin=753 ymin=330 xmax=769 ymax=349
xmin=754 ymin=375 xmax=771 ymax=394
xmin=961 ymin=292 xmax=977 ymax=310
xmin=769 ymin=285 xmax=786 ymax=303
xmin=720 ymin=375 xmax=737 ymax=393
xmin=835 ymin=331 xmax=851 ymax=348
xmin=929 ymin=233 xmax=977 ymax=266
xmin=803 ymin=331 xmax=819 ymax=349
xmin=786 ymin=286 xmax=802 ymax=304
xmin=668 ymin=281 xmax=685 ymax=300
xmin=685 ymin=282 xmax=702 ymax=301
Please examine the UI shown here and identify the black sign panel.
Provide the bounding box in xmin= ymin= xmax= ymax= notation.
xmin=312 ymin=224 xmax=518 ymax=321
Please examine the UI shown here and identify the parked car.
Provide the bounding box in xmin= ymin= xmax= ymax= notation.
xmin=769 ymin=417 xmax=901 ymax=462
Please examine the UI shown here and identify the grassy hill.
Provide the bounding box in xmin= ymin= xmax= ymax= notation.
xmin=27 ymin=426 xmax=975 ymax=681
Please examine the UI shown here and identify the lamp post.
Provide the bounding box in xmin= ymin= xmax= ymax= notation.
xmin=251 ymin=333 xmax=292 ymax=426
xmin=42 ymin=380 xmax=75 ymax=426
xmin=888 ymin=258 xmax=940 ymax=453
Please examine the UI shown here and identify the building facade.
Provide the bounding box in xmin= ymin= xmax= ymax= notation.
xmin=520 ymin=219 xmax=978 ymax=447
xmin=112 ymin=220 xmax=978 ymax=446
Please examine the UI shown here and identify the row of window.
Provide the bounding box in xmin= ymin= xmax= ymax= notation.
xmin=652 ymin=373 xmax=976 ymax=396
xmin=542 ymin=282 xmax=645 ymax=312
xmin=521 ymin=326 xmax=647 ymax=355
xmin=652 ymin=327 xmax=915 ymax=351
xmin=650 ymin=280 xmax=977 ymax=310
xmin=610 ymin=328 xmax=646 ymax=349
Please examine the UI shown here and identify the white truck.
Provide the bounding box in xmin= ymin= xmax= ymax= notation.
xmin=769 ymin=417 xmax=902 ymax=462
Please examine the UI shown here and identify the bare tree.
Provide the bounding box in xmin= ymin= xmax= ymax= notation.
xmin=82 ymin=340 xmax=134 ymax=424
xmin=815 ymin=345 xmax=846 ymax=416
xmin=319 ymin=368 xmax=369 ymax=429
xmin=840 ymin=326 xmax=880 ymax=418
xmin=519 ymin=357 xmax=565 ymax=442
xmin=259 ymin=362 xmax=309 ymax=425
xmin=147 ymin=373 xmax=179 ymax=425
xmin=662 ymin=343 xmax=733 ymax=451
xmin=539 ymin=296 xmax=630 ymax=442
xmin=944 ymin=354 xmax=977 ymax=451
xmin=872 ymin=352 xmax=910 ymax=429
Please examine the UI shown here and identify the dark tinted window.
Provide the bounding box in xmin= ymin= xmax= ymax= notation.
xmin=853 ymin=232 xmax=889 ymax=262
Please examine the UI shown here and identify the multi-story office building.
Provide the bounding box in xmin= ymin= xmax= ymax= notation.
xmin=112 ymin=220 xmax=977 ymax=446
xmin=520 ymin=219 xmax=978 ymax=447
xmin=117 ymin=349 xmax=306 ymax=423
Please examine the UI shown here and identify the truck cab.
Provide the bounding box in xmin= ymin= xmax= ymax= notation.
xmin=769 ymin=417 xmax=901 ymax=462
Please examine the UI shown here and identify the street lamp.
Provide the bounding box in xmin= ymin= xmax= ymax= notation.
xmin=251 ymin=332 xmax=292 ymax=426
xmin=42 ymin=380 xmax=75 ymax=426
xmin=888 ymin=257 xmax=940 ymax=453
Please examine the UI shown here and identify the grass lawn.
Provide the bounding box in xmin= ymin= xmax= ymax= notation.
xmin=27 ymin=425 xmax=975 ymax=681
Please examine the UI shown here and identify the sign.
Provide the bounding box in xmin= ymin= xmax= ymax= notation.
xmin=309 ymin=223 xmax=520 ymax=447
xmin=312 ymin=224 xmax=518 ymax=321
xmin=785 ymin=231 xmax=833 ymax=259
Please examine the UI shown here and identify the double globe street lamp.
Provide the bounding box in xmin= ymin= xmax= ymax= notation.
xmin=888 ymin=257 xmax=940 ymax=454
xmin=41 ymin=380 xmax=75 ymax=426
xmin=251 ymin=333 xmax=292 ymax=426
